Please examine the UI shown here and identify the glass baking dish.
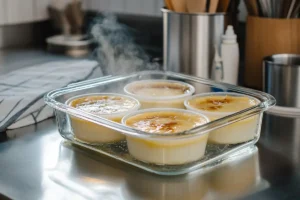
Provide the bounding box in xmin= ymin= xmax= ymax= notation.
xmin=44 ymin=71 xmax=275 ymax=175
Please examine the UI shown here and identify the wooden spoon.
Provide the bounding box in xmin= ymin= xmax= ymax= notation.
xmin=171 ymin=0 xmax=187 ymax=12
xmin=209 ymin=0 xmax=219 ymax=13
xmin=165 ymin=0 xmax=174 ymax=10
xmin=217 ymin=0 xmax=231 ymax=12
xmin=244 ymin=0 xmax=259 ymax=16
xmin=186 ymin=0 xmax=207 ymax=13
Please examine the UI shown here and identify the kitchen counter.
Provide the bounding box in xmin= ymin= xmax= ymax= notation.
xmin=1 ymin=48 xmax=300 ymax=200
xmin=2 ymin=113 xmax=300 ymax=200
xmin=0 ymin=48 xmax=71 ymax=75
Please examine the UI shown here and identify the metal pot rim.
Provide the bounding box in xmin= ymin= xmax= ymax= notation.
xmin=161 ymin=7 xmax=226 ymax=16
xmin=264 ymin=54 xmax=300 ymax=67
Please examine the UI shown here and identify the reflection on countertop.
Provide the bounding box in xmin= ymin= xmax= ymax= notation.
xmin=261 ymin=114 xmax=300 ymax=165
xmin=46 ymin=142 xmax=268 ymax=200
xmin=2 ymin=104 xmax=300 ymax=199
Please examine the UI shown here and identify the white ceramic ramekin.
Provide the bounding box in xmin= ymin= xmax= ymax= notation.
xmin=124 ymin=80 xmax=195 ymax=109
xmin=66 ymin=93 xmax=140 ymax=144
xmin=122 ymin=108 xmax=210 ymax=165
xmin=185 ymin=92 xmax=261 ymax=144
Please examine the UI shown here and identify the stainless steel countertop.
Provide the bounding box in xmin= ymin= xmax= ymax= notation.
xmin=1 ymin=49 xmax=300 ymax=200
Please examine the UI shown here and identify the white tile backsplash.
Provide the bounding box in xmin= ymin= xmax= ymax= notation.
xmin=34 ymin=0 xmax=51 ymax=21
xmin=124 ymin=0 xmax=141 ymax=14
xmin=50 ymin=0 xmax=72 ymax=10
xmin=141 ymin=0 xmax=157 ymax=15
xmin=0 ymin=0 xmax=7 ymax=25
xmin=82 ymin=0 xmax=247 ymax=18
xmin=155 ymin=0 xmax=165 ymax=15
xmin=0 ymin=0 xmax=163 ymax=26
xmin=86 ymin=0 xmax=110 ymax=12
xmin=110 ymin=0 xmax=126 ymax=13
xmin=83 ymin=0 xmax=163 ymax=16
xmin=99 ymin=0 xmax=112 ymax=12
xmin=7 ymin=0 xmax=35 ymax=24
xmin=0 ymin=0 xmax=248 ymax=25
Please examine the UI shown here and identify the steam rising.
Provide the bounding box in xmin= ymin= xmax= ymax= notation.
xmin=91 ymin=14 xmax=157 ymax=75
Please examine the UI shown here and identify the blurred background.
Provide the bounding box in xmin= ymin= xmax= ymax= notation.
xmin=0 ymin=0 xmax=247 ymax=54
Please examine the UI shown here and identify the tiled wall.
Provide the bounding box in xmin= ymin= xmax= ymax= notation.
xmin=0 ymin=0 xmax=73 ymax=49
xmin=0 ymin=0 xmax=164 ymax=26
xmin=83 ymin=0 xmax=165 ymax=16
xmin=0 ymin=0 xmax=164 ymax=48
xmin=0 ymin=0 xmax=50 ymax=25
xmin=83 ymin=0 xmax=247 ymax=19
xmin=0 ymin=0 xmax=247 ymax=25
xmin=0 ymin=0 xmax=247 ymax=48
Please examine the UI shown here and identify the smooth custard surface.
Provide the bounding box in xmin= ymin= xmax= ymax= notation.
xmin=188 ymin=96 xmax=257 ymax=112
xmin=130 ymin=82 xmax=191 ymax=97
xmin=125 ymin=111 xmax=207 ymax=134
xmin=70 ymin=95 xmax=137 ymax=115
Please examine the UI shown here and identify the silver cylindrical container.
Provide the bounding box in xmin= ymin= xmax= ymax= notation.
xmin=263 ymin=54 xmax=300 ymax=107
xmin=162 ymin=8 xmax=225 ymax=79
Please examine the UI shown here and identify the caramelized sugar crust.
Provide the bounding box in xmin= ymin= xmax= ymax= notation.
xmin=130 ymin=82 xmax=191 ymax=97
xmin=188 ymin=96 xmax=257 ymax=112
xmin=126 ymin=111 xmax=207 ymax=134
xmin=70 ymin=95 xmax=137 ymax=115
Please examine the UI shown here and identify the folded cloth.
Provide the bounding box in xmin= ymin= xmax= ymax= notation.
xmin=0 ymin=60 xmax=102 ymax=132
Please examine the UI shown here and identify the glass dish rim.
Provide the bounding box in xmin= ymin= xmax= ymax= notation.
xmin=44 ymin=70 xmax=276 ymax=139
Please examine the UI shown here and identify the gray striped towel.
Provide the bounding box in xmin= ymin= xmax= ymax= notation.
xmin=0 ymin=60 xmax=102 ymax=132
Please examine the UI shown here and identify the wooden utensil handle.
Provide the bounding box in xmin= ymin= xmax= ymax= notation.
xmin=209 ymin=0 xmax=219 ymax=13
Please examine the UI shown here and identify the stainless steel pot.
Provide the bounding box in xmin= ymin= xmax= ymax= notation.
xmin=162 ymin=8 xmax=225 ymax=79
xmin=263 ymin=54 xmax=300 ymax=107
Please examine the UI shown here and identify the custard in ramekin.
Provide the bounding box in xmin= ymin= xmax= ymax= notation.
xmin=66 ymin=93 xmax=140 ymax=144
xmin=185 ymin=92 xmax=261 ymax=144
xmin=124 ymin=80 xmax=195 ymax=109
xmin=122 ymin=108 xmax=209 ymax=165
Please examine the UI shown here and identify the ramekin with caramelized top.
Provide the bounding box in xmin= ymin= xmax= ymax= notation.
xmin=124 ymin=80 xmax=195 ymax=109
xmin=185 ymin=92 xmax=261 ymax=144
xmin=122 ymin=108 xmax=210 ymax=165
xmin=66 ymin=93 xmax=140 ymax=144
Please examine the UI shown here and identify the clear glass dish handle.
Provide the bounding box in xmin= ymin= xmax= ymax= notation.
xmin=67 ymin=75 xmax=113 ymax=88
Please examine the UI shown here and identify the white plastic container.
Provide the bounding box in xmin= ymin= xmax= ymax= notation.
xmin=221 ymin=25 xmax=239 ymax=85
